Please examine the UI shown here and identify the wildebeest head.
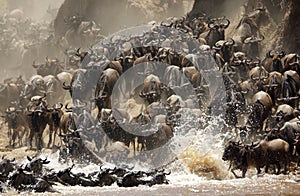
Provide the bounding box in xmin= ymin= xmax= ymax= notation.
xmin=25 ymin=156 xmax=50 ymax=175
xmin=139 ymin=74 xmax=162 ymax=104
xmin=266 ymin=50 xmax=285 ymax=73
xmin=0 ymin=156 xmax=16 ymax=177
xmin=206 ymin=18 xmax=230 ymax=46
xmin=213 ymin=39 xmax=235 ymax=63
xmin=243 ymin=35 xmax=264 ymax=59
xmin=222 ymin=141 xmax=242 ymax=161
xmin=248 ymin=5 xmax=270 ymax=27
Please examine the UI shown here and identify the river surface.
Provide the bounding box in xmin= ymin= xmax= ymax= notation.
xmin=1 ymin=146 xmax=300 ymax=196
xmin=1 ymin=110 xmax=300 ymax=195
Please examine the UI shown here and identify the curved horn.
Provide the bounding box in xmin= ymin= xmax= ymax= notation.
xmin=257 ymin=35 xmax=264 ymax=42
xmin=222 ymin=19 xmax=230 ymax=29
xmin=32 ymin=60 xmax=39 ymax=68
xmin=279 ymin=51 xmax=285 ymax=58
xmin=208 ymin=21 xmax=215 ymax=29
xmin=267 ymin=50 xmax=274 ymax=58
xmin=5 ymin=107 xmax=11 ymax=113
xmin=0 ymin=83 xmax=5 ymax=92
xmin=54 ymin=103 xmax=63 ymax=109
xmin=243 ymin=37 xmax=251 ymax=44
xmin=76 ymin=48 xmax=81 ymax=56
xmin=139 ymin=90 xmax=146 ymax=98
xmin=38 ymin=93 xmax=47 ymax=101
xmin=65 ymin=103 xmax=73 ymax=110
xmin=225 ymin=38 xmax=235 ymax=46
xmin=62 ymin=82 xmax=71 ymax=90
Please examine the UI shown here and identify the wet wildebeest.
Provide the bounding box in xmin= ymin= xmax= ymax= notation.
xmin=0 ymin=156 xmax=16 ymax=182
xmin=8 ymin=168 xmax=56 ymax=192
xmin=222 ymin=139 xmax=290 ymax=178
xmin=23 ymin=156 xmax=50 ymax=176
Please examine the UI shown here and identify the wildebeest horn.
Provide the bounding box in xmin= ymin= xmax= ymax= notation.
xmin=0 ymin=83 xmax=5 ymax=92
xmin=65 ymin=103 xmax=73 ymax=111
xmin=267 ymin=50 xmax=274 ymax=58
xmin=32 ymin=60 xmax=39 ymax=68
xmin=279 ymin=51 xmax=285 ymax=58
xmin=222 ymin=19 xmax=230 ymax=28
xmin=243 ymin=37 xmax=252 ymax=44
xmin=253 ymin=58 xmax=261 ymax=65
xmin=160 ymin=21 xmax=172 ymax=27
xmin=62 ymin=82 xmax=71 ymax=90
xmin=225 ymin=38 xmax=235 ymax=46
xmin=277 ymin=96 xmax=299 ymax=101
xmin=251 ymin=74 xmax=259 ymax=81
xmin=208 ymin=21 xmax=215 ymax=28
xmin=39 ymin=93 xmax=47 ymax=101
xmin=257 ymin=35 xmax=264 ymax=41
xmin=76 ymin=48 xmax=81 ymax=56
xmin=54 ymin=103 xmax=63 ymax=109
xmin=139 ymin=91 xmax=146 ymax=97
xmin=27 ymin=156 xmax=32 ymax=161
xmin=43 ymin=158 xmax=50 ymax=164
xmin=5 ymin=107 xmax=11 ymax=113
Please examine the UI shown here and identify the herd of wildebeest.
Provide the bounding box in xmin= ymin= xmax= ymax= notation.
xmin=1 ymin=2 xmax=300 ymax=193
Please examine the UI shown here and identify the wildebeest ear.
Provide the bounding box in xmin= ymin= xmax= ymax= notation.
xmin=27 ymin=156 xmax=32 ymax=161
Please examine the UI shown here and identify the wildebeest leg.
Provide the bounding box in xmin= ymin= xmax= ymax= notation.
xmin=8 ymin=128 xmax=13 ymax=147
xmin=37 ymin=131 xmax=43 ymax=151
xmin=276 ymin=163 xmax=281 ymax=175
xmin=242 ymin=168 xmax=247 ymax=178
xmin=52 ymin=127 xmax=58 ymax=148
xmin=231 ymin=169 xmax=242 ymax=178
xmin=138 ymin=136 xmax=145 ymax=151
xmin=265 ymin=163 xmax=269 ymax=174
xmin=18 ymin=127 xmax=26 ymax=147
xmin=48 ymin=125 xmax=54 ymax=148
xmin=283 ymin=161 xmax=288 ymax=174
xmin=29 ymin=130 xmax=35 ymax=149
xmin=132 ymin=138 xmax=136 ymax=156
xmin=12 ymin=128 xmax=18 ymax=148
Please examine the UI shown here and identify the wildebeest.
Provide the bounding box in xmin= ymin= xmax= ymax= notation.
xmin=242 ymin=35 xmax=264 ymax=59
xmin=268 ymin=104 xmax=299 ymax=129
xmin=222 ymin=138 xmax=290 ymax=178
xmin=3 ymin=106 xmax=28 ymax=148
xmin=23 ymin=156 xmax=50 ymax=176
xmin=139 ymin=74 xmax=163 ymax=104
xmin=264 ymin=71 xmax=283 ymax=105
xmin=282 ymin=53 xmax=300 ymax=74
xmin=0 ymin=82 xmax=20 ymax=112
xmin=32 ymin=57 xmax=64 ymax=77
xmin=245 ymin=91 xmax=273 ymax=140
xmin=199 ymin=18 xmax=230 ymax=47
xmin=263 ymin=50 xmax=285 ymax=73
xmin=26 ymin=95 xmax=49 ymax=150
xmin=278 ymin=70 xmax=300 ymax=108
xmin=232 ymin=5 xmax=269 ymax=51
xmin=213 ymin=39 xmax=235 ymax=63
xmin=94 ymin=68 xmax=120 ymax=118
xmin=0 ymin=156 xmax=16 ymax=181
